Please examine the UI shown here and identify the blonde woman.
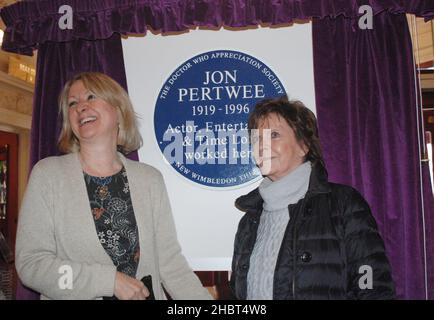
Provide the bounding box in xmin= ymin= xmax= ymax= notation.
xmin=16 ymin=72 xmax=212 ymax=300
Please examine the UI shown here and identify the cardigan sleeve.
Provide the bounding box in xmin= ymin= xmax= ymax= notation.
xmin=150 ymin=169 xmax=213 ymax=300
xmin=343 ymin=188 xmax=396 ymax=299
xmin=15 ymin=160 xmax=117 ymax=300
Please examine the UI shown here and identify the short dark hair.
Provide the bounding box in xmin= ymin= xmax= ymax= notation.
xmin=248 ymin=95 xmax=324 ymax=167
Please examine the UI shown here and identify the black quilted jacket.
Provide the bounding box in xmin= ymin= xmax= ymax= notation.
xmin=230 ymin=163 xmax=395 ymax=300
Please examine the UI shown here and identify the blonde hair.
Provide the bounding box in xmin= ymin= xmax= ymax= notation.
xmin=58 ymin=72 xmax=143 ymax=154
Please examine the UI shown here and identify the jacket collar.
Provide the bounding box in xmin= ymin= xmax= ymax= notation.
xmin=306 ymin=162 xmax=330 ymax=196
xmin=235 ymin=162 xmax=331 ymax=212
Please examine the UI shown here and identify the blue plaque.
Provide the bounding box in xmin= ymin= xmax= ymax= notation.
xmin=154 ymin=50 xmax=286 ymax=188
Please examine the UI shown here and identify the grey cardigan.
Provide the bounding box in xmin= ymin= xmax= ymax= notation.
xmin=15 ymin=152 xmax=212 ymax=300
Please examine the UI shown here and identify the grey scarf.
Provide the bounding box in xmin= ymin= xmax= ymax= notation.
xmin=259 ymin=161 xmax=312 ymax=211
xmin=247 ymin=161 xmax=312 ymax=300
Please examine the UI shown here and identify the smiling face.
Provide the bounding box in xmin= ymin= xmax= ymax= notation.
xmin=67 ymin=80 xmax=119 ymax=147
xmin=252 ymin=113 xmax=307 ymax=181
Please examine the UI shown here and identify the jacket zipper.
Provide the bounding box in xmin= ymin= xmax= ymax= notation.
xmin=292 ymin=198 xmax=309 ymax=299
xmin=274 ymin=210 xmax=292 ymax=299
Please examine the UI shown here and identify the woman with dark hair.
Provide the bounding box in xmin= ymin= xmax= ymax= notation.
xmin=230 ymin=96 xmax=395 ymax=300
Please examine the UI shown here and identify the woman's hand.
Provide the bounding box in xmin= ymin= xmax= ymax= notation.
xmin=114 ymin=271 xmax=150 ymax=300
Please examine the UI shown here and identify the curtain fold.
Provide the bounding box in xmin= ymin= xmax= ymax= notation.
xmin=422 ymin=164 xmax=434 ymax=298
xmin=1 ymin=0 xmax=434 ymax=55
xmin=312 ymin=12 xmax=434 ymax=299
xmin=18 ymin=32 xmax=137 ymax=300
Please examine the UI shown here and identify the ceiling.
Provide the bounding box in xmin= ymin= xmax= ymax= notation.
xmin=0 ymin=0 xmax=18 ymax=8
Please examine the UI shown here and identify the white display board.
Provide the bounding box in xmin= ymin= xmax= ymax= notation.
xmin=122 ymin=24 xmax=315 ymax=270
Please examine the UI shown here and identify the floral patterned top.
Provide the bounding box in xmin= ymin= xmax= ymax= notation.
xmin=83 ymin=167 xmax=140 ymax=278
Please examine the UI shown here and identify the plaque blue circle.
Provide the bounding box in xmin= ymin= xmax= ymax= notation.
xmin=154 ymin=50 xmax=286 ymax=188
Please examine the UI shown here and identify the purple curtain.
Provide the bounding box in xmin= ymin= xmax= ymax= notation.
xmin=312 ymin=12 xmax=434 ymax=299
xmin=423 ymin=164 xmax=434 ymax=297
xmin=18 ymin=32 xmax=138 ymax=299
xmin=1 ymin=0 xmax=434 ymax=55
